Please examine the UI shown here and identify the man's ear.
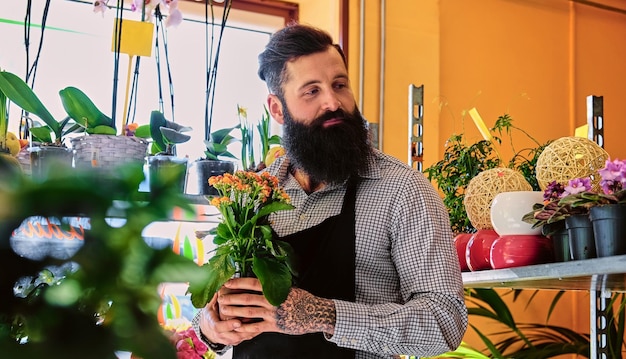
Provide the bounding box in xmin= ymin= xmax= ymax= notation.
xmin=267 ymin=94 xmax=284 ymax=125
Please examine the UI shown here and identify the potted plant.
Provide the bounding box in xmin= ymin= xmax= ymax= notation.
xmin=136 ymin=110 xmax=192 ymax=193
xmin=425 ymin=114 xmax=547 ymax=235
xmin=194 ymin=124 xmax=239 ymax=196
xmin=187 ymin=170 xmax=295 ymax=308
xmin=0 ymin=70 xmax=87 ymax=178
xmin=556 ymin=158 xmax=626 ymax=257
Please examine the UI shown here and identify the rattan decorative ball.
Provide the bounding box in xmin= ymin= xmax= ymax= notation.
xmin=464 ymin=167 xmax=532 ymax=230
xmin=535 ymin=136 xmax=609 ymax=191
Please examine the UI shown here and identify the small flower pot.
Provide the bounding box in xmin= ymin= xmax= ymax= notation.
xmin=466 ymin=229 xmax=499 ymax=271
xmin=589 ymin=204 xmax=626 ymax=257
xmin=29 ymin=145 xmax=72 ymax=182
xmin=490 ymin=234 xmax=554 ymax=269
xmin=194 ymin=159 xmax=235 ymax=195
xmin=148 ymin=155 xmax=188 ymax=193
xmin=565 ymin=213 xmax=596 ymax=260
xmin=542 ymin=220 xmax=570 ymax=262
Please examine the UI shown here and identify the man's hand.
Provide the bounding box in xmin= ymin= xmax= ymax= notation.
xmin=217 ymin=277 xmax=337 ymax=336
xmin=197 ymin=291 xmax=261 ymax=347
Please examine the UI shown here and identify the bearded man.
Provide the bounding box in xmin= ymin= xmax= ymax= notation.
xmin=193 ymin=23 xmax=468 ymax=359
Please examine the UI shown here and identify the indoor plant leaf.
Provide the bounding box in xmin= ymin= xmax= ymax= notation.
xmin=59 ymin=86 xmax=114 ymax=130
xmin=252 ymin=255 xmax=291 ymax=306
xmin=188 ymin=253 xmax=236 ymax=308
xmin=0 ymin=70 xmax=60 ymax=135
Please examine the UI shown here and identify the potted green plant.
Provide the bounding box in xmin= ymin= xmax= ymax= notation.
xmin=424 ymin=114 xmax=547 ymax=235
xmin=136 ymin=110 xmax=192 ymax=193
xmin=187 ymin=170 xmax=295 ymax=308
xmin=195 ymin=124 xmax=239 ymax=196
xmin=0 ymin=70 xmax=88 ymax=178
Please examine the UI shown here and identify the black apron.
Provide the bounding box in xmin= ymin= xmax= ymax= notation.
xmin=233 ymin=178 xmax=358 ymax=359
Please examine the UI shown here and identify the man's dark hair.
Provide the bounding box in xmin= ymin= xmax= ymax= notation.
xmin=258 ymin=23 xmax=346 ymax=96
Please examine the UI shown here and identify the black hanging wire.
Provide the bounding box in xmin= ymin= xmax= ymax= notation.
xmin=154 ymin=6 xmax=165 ymax=115
xmin=20 ymin=0 xmax=51 ymax=140
xmin=153 ymin=5 xmax=176 ymax=122
xmin=111 ymin=0 xmax=125 ymax=129
xmin=203 ymin=0 xmax=232 ymax=141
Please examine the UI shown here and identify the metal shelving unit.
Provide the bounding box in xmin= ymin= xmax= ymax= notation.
xmin=463 ymin=255 xmax=626 ymax=358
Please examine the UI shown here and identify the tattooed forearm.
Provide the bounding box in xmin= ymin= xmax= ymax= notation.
xmin=275 ymin=288 xmax=336 ymax=335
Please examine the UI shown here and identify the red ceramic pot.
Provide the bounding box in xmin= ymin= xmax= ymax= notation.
xmin=454 ymin=233 xmax=473 ymax=272
xmin=465 ymin=229 xmax=499 ymax=271
xmin=490 ymin=234 xmax=554 ymax=269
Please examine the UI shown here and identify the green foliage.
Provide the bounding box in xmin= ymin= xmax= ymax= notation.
xmin=0 ymin=156 xmax=209 ymax=358
xmin=424 ymin=114 xmax=547 ymax=234
xmin=135 ymin=110 xmax=192 ymax=155
xmin=187 ymin=171 xmax=295 ymax=307
xmin=203 ymin=125 xmax=240 ymax=161
xmin=458 ymin=288 xmax=591 ymax=358
xmin=0 ymin=71 xmax=117 ymax=146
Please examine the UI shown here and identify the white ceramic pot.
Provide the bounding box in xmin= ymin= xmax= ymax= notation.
xmin=490 ymin=191 xmax=544 ymax=236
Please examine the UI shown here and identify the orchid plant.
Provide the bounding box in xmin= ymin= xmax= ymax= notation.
xmin=93 ymin=0 xmax=183 ymax=27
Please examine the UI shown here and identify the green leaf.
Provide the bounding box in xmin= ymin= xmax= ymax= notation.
xmin=161 ymin=127 xmax=191 ymax=144
xmin=238 ymin=220 xmax=253 ymax=239
xmin=0 ymin=71 xmax=59 ymax=134
xmin=254 ymin=202 xmax=295 ymax=220
xmin=59 ymin=86 xmax=114 ymax=130
xmin=135 ymin=124 xmax=151 ymax=138
xmin=188 ymin=254 xmax=236 ymax=308
xmin=30 ymin=126 xmax=53 ymax=144
xmin=215 ymin=222 xmax=233 ymax=241
xmin=90 ymin=125 xmax=117 ymax=135
xmin=252 ymin=255 xmax=291 ymax=306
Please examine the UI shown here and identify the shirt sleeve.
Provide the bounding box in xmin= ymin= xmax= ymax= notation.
xmin=328 ymin=170 xmax=468 ymax=357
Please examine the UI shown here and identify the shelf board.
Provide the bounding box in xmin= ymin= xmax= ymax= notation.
xmin=462 ymin=255 xmax=626 ymax=292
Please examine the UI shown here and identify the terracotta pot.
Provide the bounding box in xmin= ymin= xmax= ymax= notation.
xmin=465 ymin=229 xmax=499 ymax=271
xmin=490 ymin=234 xmax=554 ymax=269
xmin=454 ymin=233 xmax=473 ymax=272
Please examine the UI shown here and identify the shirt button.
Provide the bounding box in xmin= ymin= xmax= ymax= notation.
xmin=299 ymin=214 xmax=307 ymax=221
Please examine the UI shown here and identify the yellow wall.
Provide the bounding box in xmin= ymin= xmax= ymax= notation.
xmin=345 ymin=0 xmax=626 ymax=169
xmin=332 ymin=0 xmax=626 ymax=353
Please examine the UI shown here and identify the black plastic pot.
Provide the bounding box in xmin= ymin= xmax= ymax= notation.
xmin=589 ymin=204 xmax=626 ymax=257
xmin=195 ymin=159 xmax=235 ymax=196
xmin=542 ymin=221 xmax=570 ymax=262
xmin=147 ymin=155 xmax=188 ymax=193
xmin=565 ymin=213 xmax=596 ymax=260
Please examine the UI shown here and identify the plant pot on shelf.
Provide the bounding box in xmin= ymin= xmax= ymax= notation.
xmin=490 ymin=234 xmax=554 ymax=269
xmin=71 ymin=135 xmax=148 ymax=177
xmin=542 ymin=220 xmax=570 ymax=262
xmin=194 ymin=159 xmax=235 ymax=196
xmin=454 ymin=233 xmax=473 ymax=272
xmin=565 ymin=213 xmax=596 ymax=260
xmin=29 ymin=145 xmax=73 ymax=182
xmin=465 ymin=229 xmax=499 ymax=271
xmin=148 ymin=155 xmax=188 ymax=193
xmin=589 ymin=204 xmax=626 ymax=257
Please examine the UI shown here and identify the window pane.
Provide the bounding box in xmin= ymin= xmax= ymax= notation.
xmin=1 ymin=0 xmax=276 ymax=171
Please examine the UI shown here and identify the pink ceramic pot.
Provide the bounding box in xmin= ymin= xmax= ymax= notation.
xmin=454 ymin=233 xmax=473 ymax=272
xmin=466 ymin=229 xmax=499 ymax=271
xmin=490 ymin=234 xmax=554 ymax=269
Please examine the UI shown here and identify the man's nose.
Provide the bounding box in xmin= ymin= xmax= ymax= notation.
xmin=321 ymin=90 xmax=341 ymax=112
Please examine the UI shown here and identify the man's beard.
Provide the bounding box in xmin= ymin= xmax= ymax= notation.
xmin=281 ymin=101 xmax=372 ymax=185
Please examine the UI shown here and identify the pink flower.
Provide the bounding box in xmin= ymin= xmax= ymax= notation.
xmin=599 ymin=158 xmax=626 ymax=194
xmin=562 ymin=177 xmax=592 ymax=196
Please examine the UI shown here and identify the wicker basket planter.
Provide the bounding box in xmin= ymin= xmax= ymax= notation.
xmin=71 ymin=135 xmax=148 ymax=175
